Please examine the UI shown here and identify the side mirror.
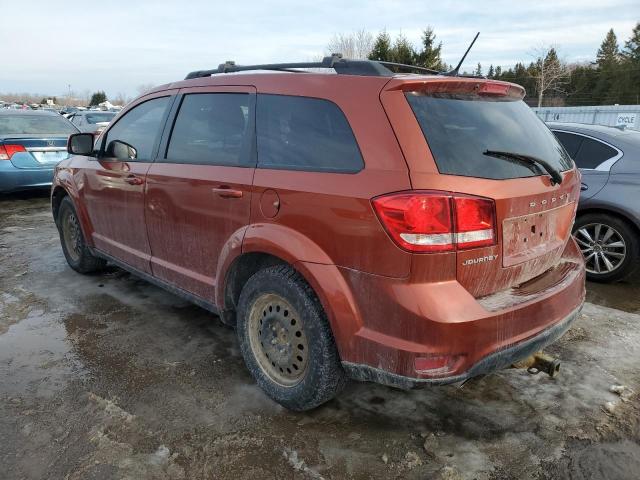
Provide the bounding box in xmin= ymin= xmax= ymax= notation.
xmin=68 ymin=133 xmax=95 ymax=155
xmin=107 ymin=140 xmax=137 ymax=160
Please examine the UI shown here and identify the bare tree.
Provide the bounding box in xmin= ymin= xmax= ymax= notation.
xmin=136 ymin=83 xmax=156 ymax=96
xmin=326 ymin=29 xmax=373 ymax=59
xmin=111 ymin=92 xmax=130 ymax=106
xmin=531 ymin=45 xmax=569 ymax=107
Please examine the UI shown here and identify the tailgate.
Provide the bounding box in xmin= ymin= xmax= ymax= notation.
xmin=454 ymin=174 xmax=580 ymax=297
xmin=380 ymin=77 xmax=581 ymax=298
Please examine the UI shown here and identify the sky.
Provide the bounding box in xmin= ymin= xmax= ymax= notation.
xmin=0 ymin=0 xmax=638 ymax=99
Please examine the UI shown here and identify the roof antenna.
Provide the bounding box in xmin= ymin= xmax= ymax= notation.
xmin=444 ymin=32 xmax=480 ymax=76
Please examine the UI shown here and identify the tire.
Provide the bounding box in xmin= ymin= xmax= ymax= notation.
xmin=56 ymin=196 xmax=106 ymax=274
xmin=236 ymin=265 xmax=346 ymax=411
xmin=573 ymin=213 xmax=639 ymax=283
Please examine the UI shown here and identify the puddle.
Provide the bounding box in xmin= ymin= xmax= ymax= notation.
xmin=0 ymin=310 xmax=86 ymax=397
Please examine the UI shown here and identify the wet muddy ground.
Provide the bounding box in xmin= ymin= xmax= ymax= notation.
xmin=1 ymin=191 xmax=639 ymax=480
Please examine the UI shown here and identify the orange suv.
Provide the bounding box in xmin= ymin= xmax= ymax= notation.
xmin=52 ymin=56 xmax=585 ymax=411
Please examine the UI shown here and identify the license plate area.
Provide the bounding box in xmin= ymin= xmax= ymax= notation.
xmin=31 ymin=150 xmax=69 ymax=164
xmin=502 ymin=202 xmax=575 ymax=267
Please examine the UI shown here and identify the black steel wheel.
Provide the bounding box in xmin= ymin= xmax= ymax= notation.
xmin=236 ymin=265 xmax=346 ymax=411
xmin=56 ymin=196 xmax=106 ymax=274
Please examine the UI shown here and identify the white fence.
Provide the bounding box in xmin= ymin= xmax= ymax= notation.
xmin=532 ymin=105 xmax=640 ymax=131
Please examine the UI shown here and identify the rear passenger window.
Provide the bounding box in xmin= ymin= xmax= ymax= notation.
xmin=553 ymin=131 xmax=583 ymax=159
xmin=573 ymin=137 xmax=618 ymax=169
xmin=165 ymin=93 xmax=252 ymax=166
xmin=256 ymin=94 xmax=363 ymax=173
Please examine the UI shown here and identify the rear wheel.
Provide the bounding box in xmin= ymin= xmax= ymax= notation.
xmin=57 ymin=196 xmax=106 ymax=274
xmin=236 ymin=265 xmax=346 ymax=411
xmin=573 ymin=213 xmax=639 ymax=282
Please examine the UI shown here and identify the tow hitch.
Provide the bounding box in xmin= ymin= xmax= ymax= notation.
xmin=512 ymin=352 xmax=561 ymax=378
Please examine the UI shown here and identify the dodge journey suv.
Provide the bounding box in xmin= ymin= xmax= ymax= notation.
xmin=52 ymin=56 xmax=585 ymax=411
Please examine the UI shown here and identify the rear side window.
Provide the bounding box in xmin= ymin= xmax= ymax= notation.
xmin=103 ymin=97 xmax=169 ymax=161
xmin=165 ymin=93 xmax=252 ymax=166
xmin=0 ymin=114 xmax=77 ymax=135
xmin=406 ymin=93 xmax=574 ymax=180
xmin=257 ymin=94 xmax=363 ymax=173
xmin=553 ymin=131 xmax=583 ymax=158
xmin=574 ymin=137 xmax=618 ymax=169
xmin=85 ymin=112 xmax=116 ymax=124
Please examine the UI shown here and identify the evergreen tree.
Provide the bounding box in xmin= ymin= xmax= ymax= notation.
xmin=565 ymin=64 xmax=598 ymax=106
xmin=494 ymin=65 xmax=502 ymax=78
xmin=622 ymin=22 xmax=640 ymax=104
xmin=487 ymin=64 xmax=495 ymax=78
xmin=415 ymin=27 xmax=444 ymax=70
xmin=597 ymin=29 xmax=620 ymax=68
xmin=89 ymin=91 xmax=107 ymax=106
xmin=622 ymin=22 xmax=640 ymax=61
xmin=594 ymin=30 xmax=622 ymax=104
xmin=391 ymin=33 xmax=416 ymax=65
xmin=368 ymin=30 xmax=392 ymax=61
xmin=474 ymin=63 xmax=483 ymax=76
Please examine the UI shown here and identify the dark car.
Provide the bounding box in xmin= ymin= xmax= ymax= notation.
xmin=67 ymin=110 xmax=116 ymax=134
xmin=548 ymin=122 xmax=640 ymax=282
xmin=0 ymin=110 xmax=78 ymax=193
xmin=51 ymin=57 xmax=584 ymax=410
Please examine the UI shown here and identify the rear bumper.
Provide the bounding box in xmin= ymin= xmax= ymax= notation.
xmin=0 ymin=162 xmax=54 ymax=192
xmin=306 ymin=237 xmax=586 ymax=387
xmin=342 ymin=304 xmax=581 ymax=389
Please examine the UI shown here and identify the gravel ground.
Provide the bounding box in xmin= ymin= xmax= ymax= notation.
xmin=1 ymin=191 xmax=639 ymax=480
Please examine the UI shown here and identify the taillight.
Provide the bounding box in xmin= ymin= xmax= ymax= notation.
xmin=0 ymin=144 xmax=26 ymax=160
xmin=453 ymin=196 xmax=495 ymax=249
xmin=372 ymin=191 xmax=496 ymax=253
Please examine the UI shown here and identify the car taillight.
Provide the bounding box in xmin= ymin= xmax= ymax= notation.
xmin=0 ymin=144 xmax=26 ymax=160
xmin=372 ymin=191 xmax=496 ymax=253
xmin=453 ymin=196 xmax=495 ymax=249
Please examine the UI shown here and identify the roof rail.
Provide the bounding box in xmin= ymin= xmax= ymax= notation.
xmin=378 ymin=61 xmax=442 ymax=75
xmin=184 ymin=55 xmax=441 ymax=80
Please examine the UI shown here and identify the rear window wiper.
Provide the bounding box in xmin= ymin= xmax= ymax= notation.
xmin=483 ymin=150 xmax=563 ymax=185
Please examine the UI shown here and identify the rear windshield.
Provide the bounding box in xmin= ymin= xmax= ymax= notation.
xmin=0 ymin=114 xmax=78 ymax=135
xmin=85 ymin=112 xmax=116 ymax=124
xmin=405 ymin=93 xmax=573 ymax=180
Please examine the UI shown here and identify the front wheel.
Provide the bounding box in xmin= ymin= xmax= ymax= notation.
xmin=236 ymin=265 xmax=346 ymax=411
xmin=573 ymin=213 xmax=639 ymax=283
xmin=56 ymin=196 xmax=106 ymax=274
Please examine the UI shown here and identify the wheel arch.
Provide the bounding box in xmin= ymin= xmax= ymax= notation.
xmin=215 ymin=224 xmax=361 ymax=355
xmin=51 ymin=174 xmax=94 ymax=247
xmin=215 ymin=223 xmax=334 ymax=323
xmin=51 ymin=185 xmax=68 ymax=223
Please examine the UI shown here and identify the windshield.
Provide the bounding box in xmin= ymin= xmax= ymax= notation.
xmin=405 ymin=93 xmax=574 ymax=180
xmin=0 ymin=114 xmax=78 ymax=135
xmin=85 ymin=112 xmax=116 ymax=124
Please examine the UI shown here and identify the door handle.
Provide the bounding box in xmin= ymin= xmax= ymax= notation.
xmin=212 ymin=186 xmax=243 ymax=198
xmin=125 ymin=174 xmax=144 ymax=186
xmin=580 ymin=183 xmax=588 ymax=191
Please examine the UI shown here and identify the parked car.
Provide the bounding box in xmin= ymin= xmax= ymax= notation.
xmin=67 ymin=110 xmax=116 ymax=134
xmin=0 ymin=110 xmax=78 ymax=193
xmin=548 ymin=122 xmax=640 ymax=282
xmin=60 ymin=107 xmax=81 ymax=117
xmin=52 ymin=57 xmax=585 ymax=411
